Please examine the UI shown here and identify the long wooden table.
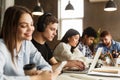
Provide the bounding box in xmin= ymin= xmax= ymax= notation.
xmin=56 ymin=73 xmax=120 ymax=80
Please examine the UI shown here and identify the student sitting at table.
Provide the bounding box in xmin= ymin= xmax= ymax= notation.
xmin=0 ymin=5 xmax=59 ymax=80
xmin=32 ymin=13 xmax=85 ymax=71
xmin=95 ymin=30 xmax=120 ymax=57
xmin=53 ymin=29 xmax=91 ymax=67
xmin=78 ymin=27 xmax=97 ymax=59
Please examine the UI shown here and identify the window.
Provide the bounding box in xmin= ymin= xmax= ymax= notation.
xmin=58 ymin=0 xmax=84 ymax=40
xmin=0 ymin=0 xmax=14 ymax=28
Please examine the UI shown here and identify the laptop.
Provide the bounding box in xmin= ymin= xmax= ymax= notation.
xmin=63 ymin=47 xmax=120 ymax=77
xmin=87 ymin=48 xmax=120 ymax=77
xmin=62 ymin=47 xmax=103 ymax=74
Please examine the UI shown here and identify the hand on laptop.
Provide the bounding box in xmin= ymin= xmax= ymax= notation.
xmin=65 ymin=60 xmax=85 ymax=71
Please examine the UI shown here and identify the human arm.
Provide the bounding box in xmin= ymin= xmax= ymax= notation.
xmin=0 ymin=40 xmax=53 ymax=80
xmin=21 ymin=41 xmax=56 ymax=80
xmin=0 ymin=40 xmax=32 ymax=80
xmin=53 ymin=43 xmax=85 ymax=69
xmin=65 ymin=60 xmax=85 ymax=70
xmin=28 ymin=41 xmax=52 ymax=70
xmin=50 ymin=57 xmax=85 ymax=71
xmin=30 ymin=71 xmax=52 ymax=80
xmin=49 ymin=57 xmax=60 ymax=71
xmin=53 ymin=43 xmax=77 ymax=61
xmin=29 ymin=41 xmax=60 ymax=79
xmin=115 ymin=41 xmax=120 ymax=53
xmin=0 ymin=48 xmax=31 ymax=80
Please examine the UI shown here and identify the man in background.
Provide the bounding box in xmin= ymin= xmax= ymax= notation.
xmin=78 ymin=27 xmax=97 ymax=58
xmin=96 ymin=30 xmax=120 ymax=55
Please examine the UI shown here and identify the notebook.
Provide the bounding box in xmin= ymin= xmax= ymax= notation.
xmin=62 ymin=47 xmax=103 ymax=74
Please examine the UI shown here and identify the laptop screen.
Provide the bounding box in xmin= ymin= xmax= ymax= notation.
xmin=88 ymin=47 xmax=103 ymax=73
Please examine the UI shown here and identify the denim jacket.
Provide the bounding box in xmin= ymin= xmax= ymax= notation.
xmin=95 ymin=40 xmax=120 ymax=54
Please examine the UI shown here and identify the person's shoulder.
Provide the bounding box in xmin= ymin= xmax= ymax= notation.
xmin=78 ymin=41 xmax=85 ymax=47
xmin=23 ymin=40 xmax=35 ymax=48
xmin=0 ymin=38 xmax=4 ymax=42
xmin=0 ymin=39 xmax=9 ymax=56
xmin=0 ymin=39 xmax=6 ymax=47
xmin=113 ymin=40 xmax=120 ymax=43
xmin=45 ymin=42 xmax=49 ymax=46
xmin=113 ymin=40 xmax=120 ymax=46
xmin=56 ymin=42 xmax=70 ymax=49
xmin=31 ymin=39 xmax=36 ymax=44
xmin=78 ymin=41 xmax=83 ymax=45
xmin=59 ymin=42 xmax=69 ymax=46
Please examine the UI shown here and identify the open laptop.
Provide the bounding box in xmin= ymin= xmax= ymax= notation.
xmin=62 ymin=47 xmax=103 ymax=74
xmin=63 ymin=47 xmax=120 ymax=77
xmin=87 ymin=48 xmax=120 ymax=77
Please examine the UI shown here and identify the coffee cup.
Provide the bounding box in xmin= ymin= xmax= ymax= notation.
xmin=23 ymin=63 xmax=37 ymax=75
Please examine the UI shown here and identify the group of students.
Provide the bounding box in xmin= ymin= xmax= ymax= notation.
xmin=1 ymin=5 xmax=120 ymax=80
xmin=0 ymin=5 xmax=85 ymax=80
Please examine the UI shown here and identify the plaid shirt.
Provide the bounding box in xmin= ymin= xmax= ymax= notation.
xmin=78 ymin=42 xmax=93 ymax=58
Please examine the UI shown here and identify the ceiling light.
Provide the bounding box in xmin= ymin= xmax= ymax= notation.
xmin=32 ymin=0 xmax=44 ymax=16
xmin=104 ymin=0 xmax=117 ymax=11
xmin=65 ymin=0 xmax=74 ymax=10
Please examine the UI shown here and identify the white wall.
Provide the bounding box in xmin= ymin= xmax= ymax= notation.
xmin=1 ymin=0 xmax=14 ymax=27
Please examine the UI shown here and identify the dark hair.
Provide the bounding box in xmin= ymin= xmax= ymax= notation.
xmin=100 ymin=31 xmax=111 ymax=37
xmin=36 ymin=13 xmax=58 ymax=32
xmin=82 ymin=26 xmax=97 ymax=38
xmin=0 ymin=5 xmax=32 ymax=62
xmin=61 ymin=29 xmax=80 ymax=53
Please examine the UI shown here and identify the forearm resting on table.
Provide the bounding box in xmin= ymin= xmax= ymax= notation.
xmin=30 ymin=70 xmax=52 ymax=80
